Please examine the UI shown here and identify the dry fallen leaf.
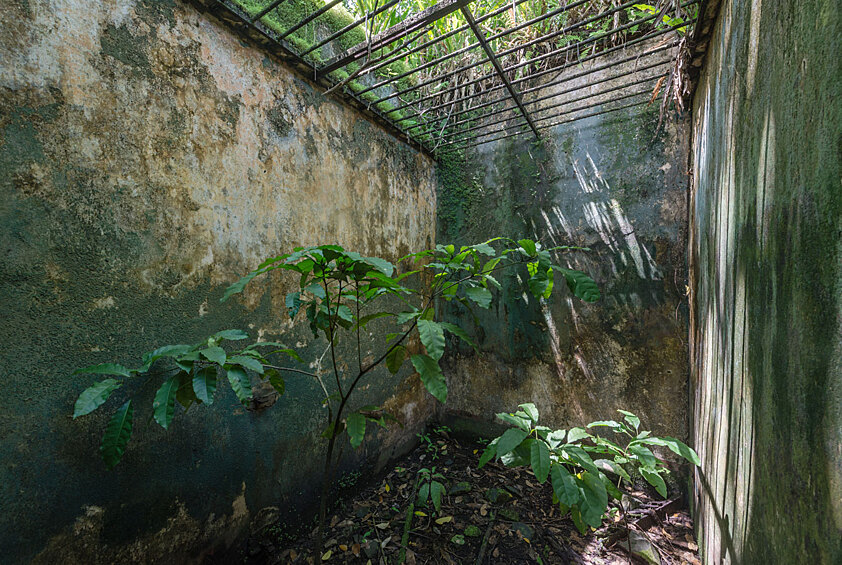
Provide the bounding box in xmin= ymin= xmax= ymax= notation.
xmin=435 ymin=516 xmax=453 ymax=524
xmin=351 ymin=543 xmax=360 ymax=556
xmin=338 ymin=544 xmax=347 ymax=551
xmin=321 ymin=549 xmax=332 ymax=561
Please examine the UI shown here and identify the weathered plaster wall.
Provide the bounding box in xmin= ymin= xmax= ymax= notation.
xmin=437 ymin=41 xmax=691 ymax=448
xmin=0 ymin=1 xmax=436 ymax=563
xmin=689 ymin=0 xmax=842 ymax=562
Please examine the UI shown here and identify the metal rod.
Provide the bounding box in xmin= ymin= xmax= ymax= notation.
xmin=440 ymin=71 xmax=666 ymax=142
xmin=443 ymin=89 xmax=651 ymax=148
xmin=276 ymin=0 xmax=344 ymax=42
xmin=440 ymin=98 xmax=651 ymax=153
xmin=381 ymin=3 xmax=694 ymax=117
xmin=395 ymin=28 xmax=677 ymax=122
xmin=250 ymin=0 xmax=290 ymax=23
xmin=459 ymin=5 xmax=540 ymax=140
xmin=355 ymin=0 xmax=593 ymax=98
xmin=374 ymin=0 xmax=641 ymax=106
xmin=318 ymin=0 xmax=477 ymax=76
xmin=324 ymin=0 xmax=532 ymax=82
xmin=416 ymin=54 xmax=673 ymax=136
xmin=300 ymin=0 xmax=402 ymax=57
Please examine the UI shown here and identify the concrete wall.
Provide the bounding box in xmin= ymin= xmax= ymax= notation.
xmin=689 ymin=0 xmax=842 ymax=562
xmin=437 ymin=40 xmax=692 ymax=447
xmin=0 ymin=1 xmax=436 ymax=563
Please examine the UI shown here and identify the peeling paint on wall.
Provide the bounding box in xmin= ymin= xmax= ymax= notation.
xmin=0 ymin=0 xmax=436 ymax=562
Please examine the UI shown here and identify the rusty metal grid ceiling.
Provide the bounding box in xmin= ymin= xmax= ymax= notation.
xmin=188 ymin=0 xmax=703 ymax=158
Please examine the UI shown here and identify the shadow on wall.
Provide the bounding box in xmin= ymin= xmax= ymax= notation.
xmin=438 ymin=104 xmax=691 ymax=444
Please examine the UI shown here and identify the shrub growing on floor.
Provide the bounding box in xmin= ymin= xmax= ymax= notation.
xmin=71 ymin=237 xmax=599 ymax=555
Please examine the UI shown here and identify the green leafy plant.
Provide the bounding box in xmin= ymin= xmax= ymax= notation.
xmin=416 ymin=466 xmax=447 ymax=514
xmin=71 ymin=237 xmax=598 ymax=556
xmin=479 ymin=403 xmax=700 ymax=534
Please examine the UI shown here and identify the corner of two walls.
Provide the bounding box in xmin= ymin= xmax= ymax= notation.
xmin=434 ymin=40 xmax=693 ymax=459
xmin=0 ymin=1 xmax=437 ymax=563
xmin=688 ymin=0 xmax=842 ymax=562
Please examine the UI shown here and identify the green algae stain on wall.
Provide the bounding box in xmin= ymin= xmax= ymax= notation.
xmin=0 ymin=0 xmax=437 ymax=563
xmin=690 ymin=0 xmax=842 ymax=562
xmin=436 ymin=62 xmax=691 ymax=448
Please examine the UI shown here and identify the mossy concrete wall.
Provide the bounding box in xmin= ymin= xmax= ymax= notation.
xmin=437 ymin=41 xmax=692 ymax=446
xmin=689 ymin=0 xmax=842 ymax=562
xmin=0 ymin=1 xmax=436 ymax=563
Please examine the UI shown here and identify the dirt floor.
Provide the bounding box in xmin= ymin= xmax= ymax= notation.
xmin=247 ymin=426 xmax=701 ymax=565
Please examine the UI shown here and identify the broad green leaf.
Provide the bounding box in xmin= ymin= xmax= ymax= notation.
xmin=226 ymin=367 xmax=252 ymax=404
xmin=141 ymin=345 xmax=193 ymax=371
xmin=472 ymin=242 xmax=496 ymax=256
xmin=588 ymin=420 xmax=623 ymax=432
xmin=362 ymin=256 xmax=395 ymax=276
xmin=347 ymin=413 xmax=366 ymax=448
xmin=152 ymin=376 xmax=179 ymax=429
xmin=417 ymin=319 xmax=445 ymax=361
xmin=176 ymin=371 xmax=200 ymax=409
xmin=641 ymin=466 xmax=668 ymax=498
xmin=547 ymin=429 xmax=567 ymax=448
xmin=100 ymin=400 xmax=133 ymax=470
xmin=617 ymin=409 xmax=640 ymax=431
xmin=213 ymin=329 xmax=249 ymax=341
xmin=501 ymin=438 xmax=533 ymax=467
xmin=265 ymin=368 xmax=285 ymax=395
xmin=552 ymin=266 xmax=600 ymax=302
xmin=629 ymin=444 xmax=659 ymax=468
xmin=430 ymin=481 xmax=445 ymax=512
xmin=192 ymin=366 xmax=217 ymax=404
xmin=354 ymin=311 xmax=395 ymax=329
xmin=478 ymin=439 xmax=497 ymax=468
xmin=497 ymin=412 xmax=531 ymax=431
xmin=417 ymin=483 xmax=430 ymax=505
xmin=228 ymin=355 xmax=264 ymax=374
xmin=303 ymin=281 xmax=326 ymax=299
xmin=550 ymin=464 xmax=580 ymax=506
xmin=496 ymin=428 xmax=529 ymax=457
xmin=594 ymin=459 xmax=631 ymax=482
xmin=567 ymin=427 xmax=591 ymax=443
xmin=200 ymin=346 xmax=226 ymax=365
xmin=335 ymin=305 xmax=354 ymax=329
xmin=464 ymin=286 xmax=492 ymax=308
xmin=530 ymin=440 xmax=551 ymax=483
xmin=578 ymin=471 xmax=608 ymax=528
xmin=410 ymin=354 xmax=447 ymax=403
xmin=396 ymin=310 xmax=420 ymax=324
xmin=276 ymin=348 xmax=304 ymax=363
xmin=73 ymin=379 xmax=122 ymax=418
xmin=570 ymin=506 xmax=587 ymax=535
xmin=73 ymin=363 xmax=132 ymax=378
xmin=386 ymin=345 xmax=407 ymax=374
xmin=519 ymin=403 xmax=539 ymax=423
xmin=438 ymin=322 xmax=477 ymax=351
xmin=482 ymin=257 xmax=502 ymax=274
xmin=518 ymin=239 xmax=538 ymax=256
xmin=662 ymin=437 xmax=701 ymax=465
xmin=527 ymin=270 xmax=550 ymax=298
xmin=221 ymin=270 xmax=262 ymax=302
xmin=563 ymin=445 xmax=599 ymax=475
xmin=285 ymin=292 xmax=302 ymax=318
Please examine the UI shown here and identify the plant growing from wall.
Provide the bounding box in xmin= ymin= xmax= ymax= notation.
xmin=71 ymin=238 xmax=599 ymax=556
xmin=479 ymin=403 xmax=700 ymax=534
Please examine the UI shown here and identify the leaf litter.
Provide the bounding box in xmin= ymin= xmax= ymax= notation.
xmin=240 ymin=427 xmax=700 ymax=564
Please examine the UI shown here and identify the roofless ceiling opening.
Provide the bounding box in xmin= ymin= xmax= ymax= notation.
xmin=196 ymin=0 xmax=699 ymax=156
